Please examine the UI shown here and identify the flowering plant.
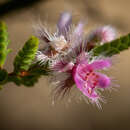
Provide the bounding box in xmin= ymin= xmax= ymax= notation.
xmin=0 ymin=12 xmax=130 ymax=107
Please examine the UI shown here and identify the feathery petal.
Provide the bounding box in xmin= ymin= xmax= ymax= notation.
xmin=73 ymin=22 xmax=84 ymax=39
xmin=96 ymin=73 xmax=111 ymax=88
xmin=57 ymin=12 xmax=72 ymax=37
xmin=53 ymin=60 xmax=74 ymax=72
xmin=89 ymin=59 xmax=111 ymax=70
xmin=88 ymin=26 xmax=116 ymax=44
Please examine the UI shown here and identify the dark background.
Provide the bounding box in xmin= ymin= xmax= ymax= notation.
xmin=0 ymin=0 xmax=130 ymax=129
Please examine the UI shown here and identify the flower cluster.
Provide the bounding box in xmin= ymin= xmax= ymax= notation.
xmin=35 ymin=12 xmax=116 ymax=107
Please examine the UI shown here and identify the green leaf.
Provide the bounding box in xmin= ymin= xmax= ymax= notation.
xmin=21 ymin=74 xmax=40 ymax=87
xmin=29 ymin=61 xmax=50 ymax=75
xmin=0 ymin=21 xmax=10 ymax=67
xmin=21 ymin=62 xmax=50 ymax=87
xmin=13 ymin=36 xmax=39 ymax=73
xmin=7 ymin=74 xmax=22 ymax=86
xmin=92 ymin=33 xmax=130 ymax=57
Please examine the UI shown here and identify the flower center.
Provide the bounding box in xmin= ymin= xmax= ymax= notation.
xmin=84 ymin=70 xmax=99 ymax=94
xmin=85 ymin=70 xmax=99 ymax=87
xmin=50 ymin=36 xmax=68 ymax=52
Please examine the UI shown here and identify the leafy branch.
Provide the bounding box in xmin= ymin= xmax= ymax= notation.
xmin=0 ymin=22 xmax=50 ymax=88
xmin=92 ymin=33 xmax=130 ymax=56
xmin=0 ymin=22 xmax=129 ymax=89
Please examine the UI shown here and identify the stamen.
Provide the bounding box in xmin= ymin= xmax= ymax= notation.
xmin=88 ymin=87 xmax=92 ymax=94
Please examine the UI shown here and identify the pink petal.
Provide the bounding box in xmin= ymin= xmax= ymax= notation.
xmin=88 ymin=26 xmax=116 ymax=44
xmin=59 ymin=62 xmax=74 ymax=72
xmin=72 ymin=66 xmax=85 ymax=91
xmin=74 ymin=75 xmax=100 ymax=102
xmin=71 ymin=22 xmax=85 ymax=55
xmin=76 ymin=52 xmax=88 ymax=64
xmin=75 ymin=60 xmax=91 ymax=80
xmin=73 ymin=65 xmax=98 ymax=97
xmin=53 ymin=60 xmax=68 ymax=71
xmin=89 ymin=59 xmax=111 ymax=70
xmin=73 ymin=22 xmax=84 ymax=38
xmin=73 ymin=65 xmax=100 ymax=103
xmin=57 ymin=12 xmax=72 ymax=36
xmin=100 ymin=26 xmax=116 ymax=43
xmin=53 ymin=60 xmax=74 ymax=72
xmin=74 ymin=71 xmax=99 ymax=100
xmin=97 ymin=73 xmax=111 ymax=88
xmin=83 ymin=87 xmax=99 ymax=100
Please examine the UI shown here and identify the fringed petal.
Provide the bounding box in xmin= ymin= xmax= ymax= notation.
xmin=57 ymin=12 xmax=72 ymax=37
xmin=83 ymin=87 xmax=99 ymax=101
xmin=73 ymin=22 xmax=84 ymax=39
xmin=87 ymin=26 xmax=116 ymax=44
xmin=53 ymin=60 xmax=74 ymax=72
xmin=52 ymin=72 xmax=74 ymax=100
xmin=36 ymin=51 xmax=49 ymax=64
xmin=73 ymin=66 xmax=100 ymax=103
xmin=96 ymin=73 xmax=111 ymax=88
xmin=89 ymin=59 xmax=111 ymax=70
xmin=34 ymin=24 xmax=51 ymax=43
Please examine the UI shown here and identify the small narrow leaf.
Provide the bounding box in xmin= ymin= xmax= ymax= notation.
xmin=92 ymin=33 xmax=130 ymax=57
xmin=0 ymin=21 xmax=10 ymax=67
xmin=13 ymin=36 xmax=39 ymax=73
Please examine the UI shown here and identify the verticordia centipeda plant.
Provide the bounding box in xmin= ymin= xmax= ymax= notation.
xmin=0 ymin=12 xmax=130 ymax=108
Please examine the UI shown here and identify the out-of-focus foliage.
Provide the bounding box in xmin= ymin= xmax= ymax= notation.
xmin=0 ymin=22 xmax=10 ymax=67
xmin=0 ymin=0 xmax=42 ymax=17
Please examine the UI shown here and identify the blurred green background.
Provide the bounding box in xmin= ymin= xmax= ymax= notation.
xmin=0 ymin=0 xmax=130 ymax=129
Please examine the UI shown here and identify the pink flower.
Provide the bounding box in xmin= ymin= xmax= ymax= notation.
xmin=34 ymin=12 xmax=117 ymax=107
xmin=57 ymin=12 xmax=72 ymax=38
xmin=52 ymin=52 xmax=112 ymax=107
xmin=35 ymin=12 xmax=85 ymax=65
xmin=72 ymin=54 xmax=111 ymax=106
xmin=88 ymin=26 xmax=116 ymax=45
